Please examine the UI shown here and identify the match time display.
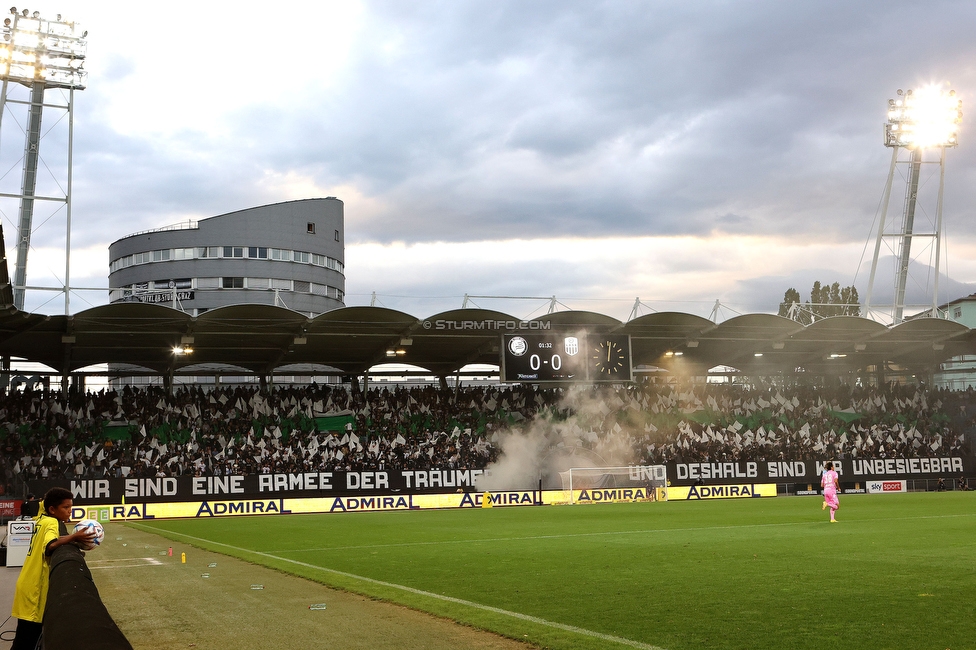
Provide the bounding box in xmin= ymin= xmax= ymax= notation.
xmin=501 ymin=334 xmax=632 ymax=383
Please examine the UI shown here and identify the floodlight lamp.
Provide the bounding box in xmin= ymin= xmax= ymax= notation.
xmin=754 ymin=352 xmax=763 ymax=357
xmin=0 ymin=9 xmax=87 ymax=89
xmin=885 ymin=84 xmax=962 ymax=149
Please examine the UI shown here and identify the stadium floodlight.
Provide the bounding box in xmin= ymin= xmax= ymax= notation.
xmin=0 ymin=8 xmax=87 ymax=89
xmin=0 ymin=7 xmax=87 ymax=314
xmin=884 ymin=87 xmax=962 ymax=149
xmin=865 ymin=84 xmax=962 ymax=324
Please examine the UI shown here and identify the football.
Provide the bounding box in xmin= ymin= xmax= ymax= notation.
xmin=72 ymin=519 xmax=105 ymax=550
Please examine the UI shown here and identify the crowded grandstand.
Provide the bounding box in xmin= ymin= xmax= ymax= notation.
xmin=1 ymin=382 xmax=971 ymax=490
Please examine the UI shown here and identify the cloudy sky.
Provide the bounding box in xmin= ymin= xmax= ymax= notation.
xmin=5 ymin=0 xmax=976 ymax=321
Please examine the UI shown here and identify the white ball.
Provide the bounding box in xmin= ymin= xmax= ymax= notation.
xmin=72 ymin=519 xmax=105 ymax=550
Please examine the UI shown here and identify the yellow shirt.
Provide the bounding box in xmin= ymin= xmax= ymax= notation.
xmin=11 ymin=513 xmax=61 ymax=622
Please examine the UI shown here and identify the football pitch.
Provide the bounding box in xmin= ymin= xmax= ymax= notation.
xmin=123 ymin=492 xmax=974 ymax=650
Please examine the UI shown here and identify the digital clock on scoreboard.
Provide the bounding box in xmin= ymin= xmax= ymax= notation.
xmin=500 ymin=334 xmax=632 ymax=383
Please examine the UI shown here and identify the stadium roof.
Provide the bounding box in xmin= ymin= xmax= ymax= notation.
xmin=0 ymin=301 xmax=973 ymax=379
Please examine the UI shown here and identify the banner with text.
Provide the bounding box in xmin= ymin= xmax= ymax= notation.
xmin=26 ymin=455 xmax=973 ymax=506
xmin=668 ymin=456 xmax=972 ymax=486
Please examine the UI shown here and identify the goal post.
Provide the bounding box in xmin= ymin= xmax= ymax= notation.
xmin=560 ymin=465 xmax=668 ymax=504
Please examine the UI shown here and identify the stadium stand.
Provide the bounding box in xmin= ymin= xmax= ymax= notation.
xmin=1 ymin=383 xmax=972 ymax=489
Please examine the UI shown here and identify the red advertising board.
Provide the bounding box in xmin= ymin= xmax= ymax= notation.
xmin=0 ymin=499 xmax=23 ymax=517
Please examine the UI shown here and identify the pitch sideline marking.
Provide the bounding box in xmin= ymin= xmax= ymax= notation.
xmin=88 ymin=557 xmax=164 ymax=569
xmin=127 ymin=522 xmax=667 ymax=650
xmin=265 ymin=512 xmax=976 ymax=554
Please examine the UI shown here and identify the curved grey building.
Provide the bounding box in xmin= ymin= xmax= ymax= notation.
xmin=108 ymin=198 xmax=345 ymax=316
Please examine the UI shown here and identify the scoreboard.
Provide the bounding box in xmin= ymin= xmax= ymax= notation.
xmin=500 ymin=334 xmax=632 ymax=383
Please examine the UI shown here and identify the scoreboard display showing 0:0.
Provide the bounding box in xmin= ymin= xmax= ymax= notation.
xmin=501 ymin=334 xmax=633 ymax=383
xmin=501 ymin=334 xmax=587 ymax=382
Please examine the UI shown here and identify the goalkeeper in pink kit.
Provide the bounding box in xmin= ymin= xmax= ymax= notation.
xmin=821 ymin=461 xmax=840 ymax=522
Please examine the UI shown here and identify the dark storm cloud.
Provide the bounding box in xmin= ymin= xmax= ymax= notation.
xmin=45 ymin=1 xmax=976 ymax=276
xmin=192 ymin=0 xmax=976 ymax=245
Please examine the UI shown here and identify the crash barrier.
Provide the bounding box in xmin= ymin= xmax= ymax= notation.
xmin=44 ymin=541 xmax=133 ymax=650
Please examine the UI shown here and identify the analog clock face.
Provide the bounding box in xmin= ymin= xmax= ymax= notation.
xmin=593 ymin=339 xmax=627 ymax=377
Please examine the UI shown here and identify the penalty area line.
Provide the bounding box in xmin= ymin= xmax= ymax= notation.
xmin=126 ymin=522 xmax=667 ymax=650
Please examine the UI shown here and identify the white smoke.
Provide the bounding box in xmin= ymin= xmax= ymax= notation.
xmin=474 ymin=386 xmax=645 ymax=492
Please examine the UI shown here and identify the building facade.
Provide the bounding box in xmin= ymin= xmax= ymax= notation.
xmin=935 ymin=294 xmax=976 ymax=390
xmin=109 ymin=198 xmax=345 ymax=316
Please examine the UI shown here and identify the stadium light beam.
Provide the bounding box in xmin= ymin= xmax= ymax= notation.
xmin=0 ymin=7 xmax=87 ymax=312
xmin=865 ymin=84 xmax=961 ymax=324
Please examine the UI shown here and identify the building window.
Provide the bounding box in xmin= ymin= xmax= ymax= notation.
xmin=293 ymin=251 xmax=310 ymax=264
xmin=222 ymin=277 xmax=244 ymax=289
xmin=223 ymin=246 xmax=245 ymax=258
xmin=334 ymin=229 xmax=339 ymax=242
xmin=198 ymin=246 xmax=220 ymax=258
xmin=248 ymin=247 xmax=268 ymax=259
xmin=954 ymin=307 xmax=962 ymax=319
xmin=307 ymin=222 xmax=316 ymax=234
xmin=294 ymin=280 xmax=311 ymax=293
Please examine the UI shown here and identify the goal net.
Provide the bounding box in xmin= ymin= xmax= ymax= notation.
xmin=559 ymin=465 xmax=668 ymax=504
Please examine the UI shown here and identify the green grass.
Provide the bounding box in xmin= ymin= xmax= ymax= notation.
xmin=130 ymin=493 xmax=976 ymax=650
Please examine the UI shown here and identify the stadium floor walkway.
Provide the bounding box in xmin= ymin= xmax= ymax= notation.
xmin=1 ymin=564 xmax=17 ymax=640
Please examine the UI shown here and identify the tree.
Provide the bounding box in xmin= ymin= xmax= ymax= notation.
xmin=780 ymin=281 xmax=860 ymax=323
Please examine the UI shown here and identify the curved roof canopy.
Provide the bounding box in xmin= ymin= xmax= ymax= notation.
xmin=0 ymin=302 xmax=972 ymax=378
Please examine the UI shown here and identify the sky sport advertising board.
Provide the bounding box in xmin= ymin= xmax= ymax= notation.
xmin=866 ymin=480 xmax=908 ymax=494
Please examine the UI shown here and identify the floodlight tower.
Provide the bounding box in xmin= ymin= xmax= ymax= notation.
xmin=864 ymin=85 xmax=962 ymax=324
xmin=0 ymin=7 xmax=87 ymax=312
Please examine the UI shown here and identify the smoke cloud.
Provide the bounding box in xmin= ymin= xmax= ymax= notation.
xmin=474 ymin=386 xmax=647 ymax=492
